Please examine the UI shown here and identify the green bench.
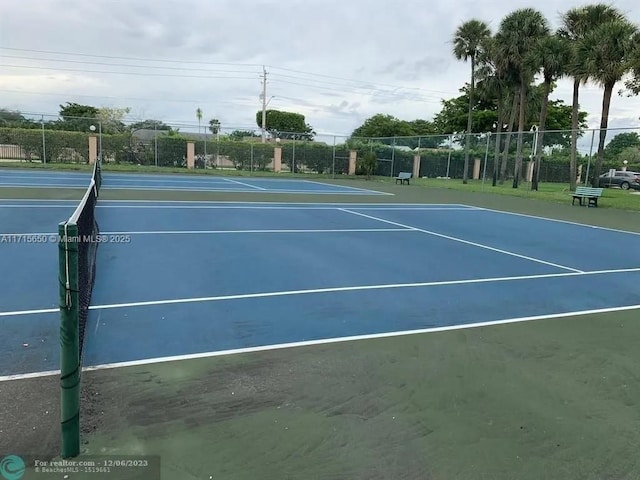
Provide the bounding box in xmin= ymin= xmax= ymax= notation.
xmin=395 ymin=172 xmax=412 ymax=185
xmin=571 ymin=186 xmax=603 ymax=207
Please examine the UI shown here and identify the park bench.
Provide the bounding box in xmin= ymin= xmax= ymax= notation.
xmin=571 ymin=186 xmax=603 ymax=207
xmin=395 ymin=172 xmax=412 ymax=185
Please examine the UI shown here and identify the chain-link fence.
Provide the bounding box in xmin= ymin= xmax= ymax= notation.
xmin=1 ymin=114 xmax=638 ymax=184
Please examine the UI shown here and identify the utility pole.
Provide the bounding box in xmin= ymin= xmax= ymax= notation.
xmin=261 ymin=66 xmax=268 ymax=143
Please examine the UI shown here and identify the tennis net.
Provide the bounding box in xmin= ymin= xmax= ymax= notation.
xmin=58 ymin=158 xmax=102 ymax=458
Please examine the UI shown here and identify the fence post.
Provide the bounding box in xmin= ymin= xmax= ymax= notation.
xmin=585 ymin=129 xmax=595 ymax=186
xmin=292 ymin=137 xmax=296 ymax=173
xmin=446 ymin=134 xmax=452 ymax=179
xmin=332 ymin=136 xmax=336 ymax=179
xmin=348 ymin=150 xmax=357 ymax=175
xmin=186 ymin=141 xmax=195 ymax=169
xmin=88 ymin=135 xmax=97 ymax=165
xmin=412 ymin=154 xmax=420 ymax=179
xmin=274 ymin=145 xmax=282 ymax=173
xmin=482 ymin=133 xmax=491 ymax=189
xmin=154 ymin=125 xmax=158 ymax=167
xmin=41 ymin=115 xmax=47 ymax=164
xmin=390 ymin=137 xmax=396 ymax=177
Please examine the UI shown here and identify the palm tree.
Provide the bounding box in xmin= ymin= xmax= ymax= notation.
xmin=559 ymin=4 xmax=626 ymax=190
xmin=577 ymin=19 xmax=637 ymax=185
xmin=624 ymin=31 xmax=640 ymax=95
xmin=196 ymin=107 xmax=203 ymax=135
xmin=528 ymin=34 xmax=570 ymax=190
xmin=476 ymin=36 xmax=519 ymax=186
xmin=452 ymin=19 xmax=491 ymax=184
xmin=495 ymin=8 xmax=550 ymax=189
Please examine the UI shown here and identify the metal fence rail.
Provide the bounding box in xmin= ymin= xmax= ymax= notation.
xmin=1 ymin=116 xmax=638 ymax=184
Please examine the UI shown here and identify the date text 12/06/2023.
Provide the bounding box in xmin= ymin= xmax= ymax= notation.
xmin=0 ymin=234 xmax=132 ymax=244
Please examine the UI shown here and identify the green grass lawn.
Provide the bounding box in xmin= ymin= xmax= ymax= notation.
xmin=409 ymin=177 xmax=640 ymax=211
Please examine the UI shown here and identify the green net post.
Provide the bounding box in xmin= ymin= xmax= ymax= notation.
xmin=59 ymin=222 xmax=80 ymax=458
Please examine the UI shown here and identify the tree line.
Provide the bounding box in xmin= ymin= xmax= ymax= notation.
xmin=451 ymin=4 xmax=640 ymax=190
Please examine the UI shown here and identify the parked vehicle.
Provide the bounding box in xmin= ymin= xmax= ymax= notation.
xmin=597 ymin=171 xmax=640 ymax=190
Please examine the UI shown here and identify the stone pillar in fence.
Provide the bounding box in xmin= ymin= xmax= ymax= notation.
xmin=413 ymin=154 xmax=420 ymax=178
xmin=348 ymin=150 xmax=357 ymax=175
xmin=186 ymin=141 xmax=195 ymax=169
xmin=473 ymin=158 xmax=481 ymax=180
xmin=273 ymin=146 xmax=282 ymax=173
xmin=526 ymin=160 xmax=534 ymax=182
xmin=88 ymin=135 xmax=97 ymax=165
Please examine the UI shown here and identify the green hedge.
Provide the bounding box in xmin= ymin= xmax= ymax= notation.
xmin=2 ymin=127 xmax=635 ymax=183
xmin=0 ymin=127 xmax=89 ymax=163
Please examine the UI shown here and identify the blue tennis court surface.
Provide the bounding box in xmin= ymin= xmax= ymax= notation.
xmin=1 ymin=199 xmax=639 ymax=379
xmin=0 ymin=169 xmax=389 ymax=195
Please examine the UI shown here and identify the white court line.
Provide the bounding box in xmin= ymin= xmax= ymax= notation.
xmin=0 ymin=205 xmax=475 ymax=211
xmin=93 ymin=201 xmax=469 ymax=206
xmin=0 ymin=307 xmax=58 ymax=317
xmin=222 ymin=178 xmax=268 ymax=190
xmin=99 ymin=186 xmax=389 ymax=195
xmin=302 ymin=179 xmax=387 ymax=195
xmin=0 ymin=184 xmax=389 ymax=195
xmin=0 ymin=205 xmax=79 ymax=208
xmin=339 ymin=208 xmax=584 ymax=273
xmin=0 ymin=185 xmax=95 ymax=190
xmin=0 ymin=200 xmax=467 ymax=206
xmin=0 ymin=175 xmax=93 ymax=181
xmin=7 ymin=175 xmax=234 ymax=185
xmin=3 ymin=302 xmax=640 ymax=382
xmin=3 ymin=266 xmax=639 ymax=318
xmin=93 ymin=205 xmax=468 ymax=210
xmin=472 ymin=206 xmax=640 ymax=237
xmin=1 ymin=227 xmax=414 ymax=237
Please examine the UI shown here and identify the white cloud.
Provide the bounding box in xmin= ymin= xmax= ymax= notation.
xmin=0 ymin=0 xmax=639 ymax=136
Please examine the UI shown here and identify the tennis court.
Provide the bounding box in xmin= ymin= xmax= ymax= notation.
xmin=3 ymin=167 xmax=640 ymax=479
xmin=2 ymin=197 xmax=639 ymax=379
xmin=0 ymin=168 xmax=389 ymax=195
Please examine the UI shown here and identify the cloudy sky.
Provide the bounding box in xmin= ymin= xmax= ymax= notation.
xmin=1 ymin=0 xmax=639 ymax=144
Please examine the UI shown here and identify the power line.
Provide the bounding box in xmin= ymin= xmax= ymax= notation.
xmin=273 ymin=79 xmax=443 ymax=103
xmin=0 ymin=64 xmax=258 ymax=80
xmin=0 ymin=46 xmax=262 ymax=67
xmin=0 ymin=54 xmax=260 ymax=75
xmin=0 ymin=89 xmax=257 ymax=106
xmin=268 ymin=72 xmax=431 ymax=96
xmin=0 ymin=46 xmax=454 ymax=98
xmin=267 ymin=65 xmax=457 ymax=96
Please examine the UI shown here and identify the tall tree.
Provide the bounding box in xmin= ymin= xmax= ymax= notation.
xmin=97 ymin=106 xmax=130 ymax=134
xmin=452 ymin=19 xmax=491 ymax=184
xmin=351 ymin=114 xmax=416 ymax=138
xmin=57 ymin=102 xmax=99 ymax=132
xmin=128 ymin=119 xmax=173 ymax=131
xmin=604 ymin=132 xmax=640 ymax=159
xmin=209 ymin=118 xmax=221 ymax=135
xmin=228 ymin=130 xmax=259 ymax=141
xmin=196 ymin=107 xmax=203 ymax=135
xmin=577 ymin=18 xmax=637 ymax=185
xmin=255 ymin=110 xmax=315 ymax=140
xmin=495 ymin=8 xmax=550 ymax=189
xmin=528 ymin=34 xmax=570 ymax=190
xmin=559 ymin=4 xmax=626 ymax=190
